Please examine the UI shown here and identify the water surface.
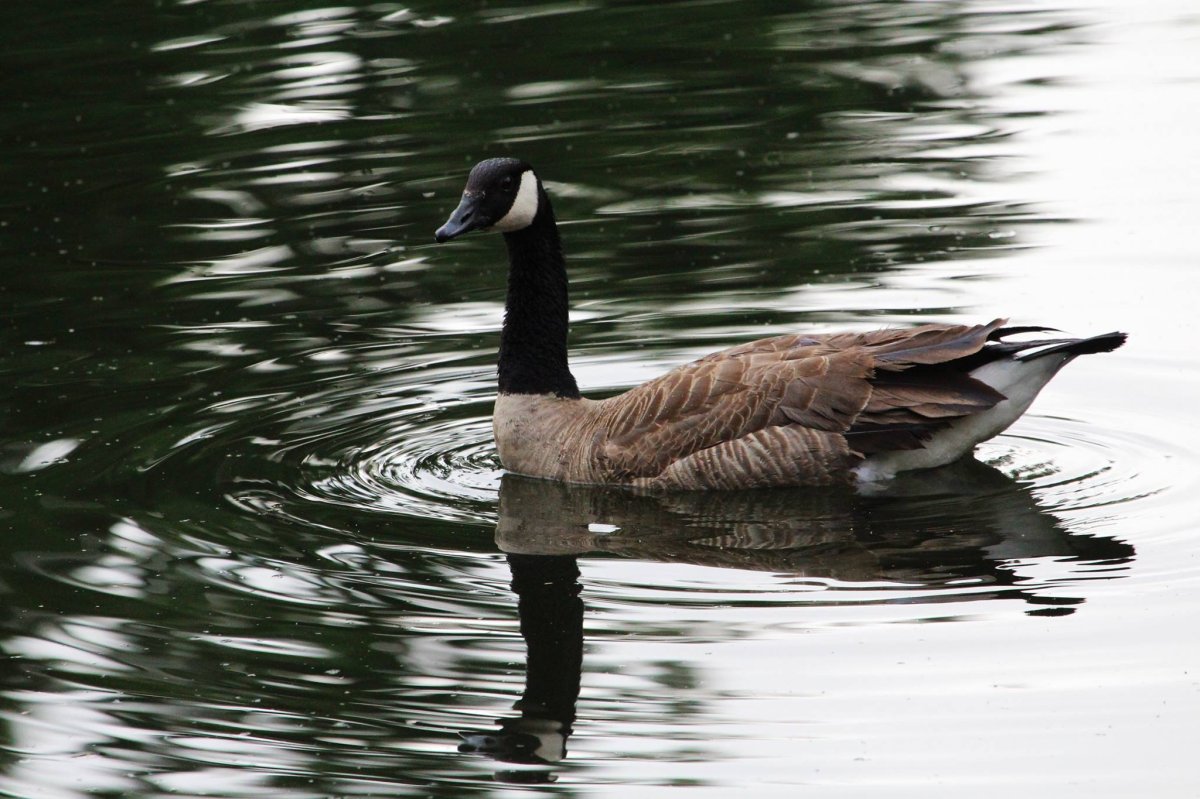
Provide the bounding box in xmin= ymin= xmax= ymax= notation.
xmin=2 ymin=0 xmax=1199 ymax=796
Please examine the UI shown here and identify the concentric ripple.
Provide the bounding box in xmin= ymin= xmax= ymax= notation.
xmin=84 ymin=342 xmax=509 ymax=529
xmin=298 ymin=408 xmax=504 ymax=524
xmin=977 ymin=412 xmax=1184 ymax=523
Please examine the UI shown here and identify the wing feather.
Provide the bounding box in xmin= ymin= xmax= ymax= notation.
xmin=594 ymin=320 xmax=1010 ymax=481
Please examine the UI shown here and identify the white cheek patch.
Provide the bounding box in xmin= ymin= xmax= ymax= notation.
xmin=492 ymin=170 xmax=539 ymax=231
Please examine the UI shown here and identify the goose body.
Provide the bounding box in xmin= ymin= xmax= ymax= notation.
xmin=436 ymin=158 xmax=1126 ymax=490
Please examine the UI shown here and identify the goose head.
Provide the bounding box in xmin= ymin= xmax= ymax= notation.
xmin=435 ymin=158 xmax=541 ymax=243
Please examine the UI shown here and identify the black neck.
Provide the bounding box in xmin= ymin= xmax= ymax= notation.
xmin=497 ymin=188 xmax=580 ymax=398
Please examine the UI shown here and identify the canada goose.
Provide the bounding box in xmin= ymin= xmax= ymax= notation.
xmin=435 ymin=158 xmax=1126 ymax=489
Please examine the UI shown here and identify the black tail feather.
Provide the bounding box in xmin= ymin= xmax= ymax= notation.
xmin=1015 ymin=331 xmax=1127 ymax=361
xmin=952 ymin=330 xmax=1127 ymax=372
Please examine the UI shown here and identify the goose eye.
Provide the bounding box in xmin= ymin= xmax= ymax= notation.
xmin=500 ymin=176 xmax=514 ymax=191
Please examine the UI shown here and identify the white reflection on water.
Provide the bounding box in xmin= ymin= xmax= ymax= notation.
xmin=933 ymin=0 xmax=1200 ymax=530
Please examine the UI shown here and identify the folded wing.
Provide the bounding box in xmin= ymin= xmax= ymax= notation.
xmin=596 ymin=319 xmax=1010 ymax=481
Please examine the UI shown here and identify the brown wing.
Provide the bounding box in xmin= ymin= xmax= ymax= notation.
xmin=842 ymin=320 xmax=1010 ymax=452
xmin=595 ymin=319 xmax=1009 ymax=481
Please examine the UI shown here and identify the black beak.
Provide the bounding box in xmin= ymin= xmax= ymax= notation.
xmin=435 ymin=194 xmax=486 ymax=243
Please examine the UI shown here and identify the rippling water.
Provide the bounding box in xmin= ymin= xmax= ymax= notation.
xmin=2 ymin=0 xmax=1199 ymax=796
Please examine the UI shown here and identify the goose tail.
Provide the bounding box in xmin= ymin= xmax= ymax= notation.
xmin=854 ymin=330 xmax=1127 ymax=482
xmin=1015 ymin=331 xmax=1127 ymax=361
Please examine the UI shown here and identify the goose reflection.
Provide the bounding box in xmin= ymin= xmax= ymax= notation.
xmin=457 ymin=553 xmax=582 ymax=781
xmin=460 ymin=463 xmax=1133 ymax=774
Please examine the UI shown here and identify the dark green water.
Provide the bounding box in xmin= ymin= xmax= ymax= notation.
xmin=2 ymin=1 xmax=1198 ymax=796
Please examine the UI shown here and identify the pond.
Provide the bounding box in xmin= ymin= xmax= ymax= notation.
xmin=2 ymin=0 xmax=1198 ymax=796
